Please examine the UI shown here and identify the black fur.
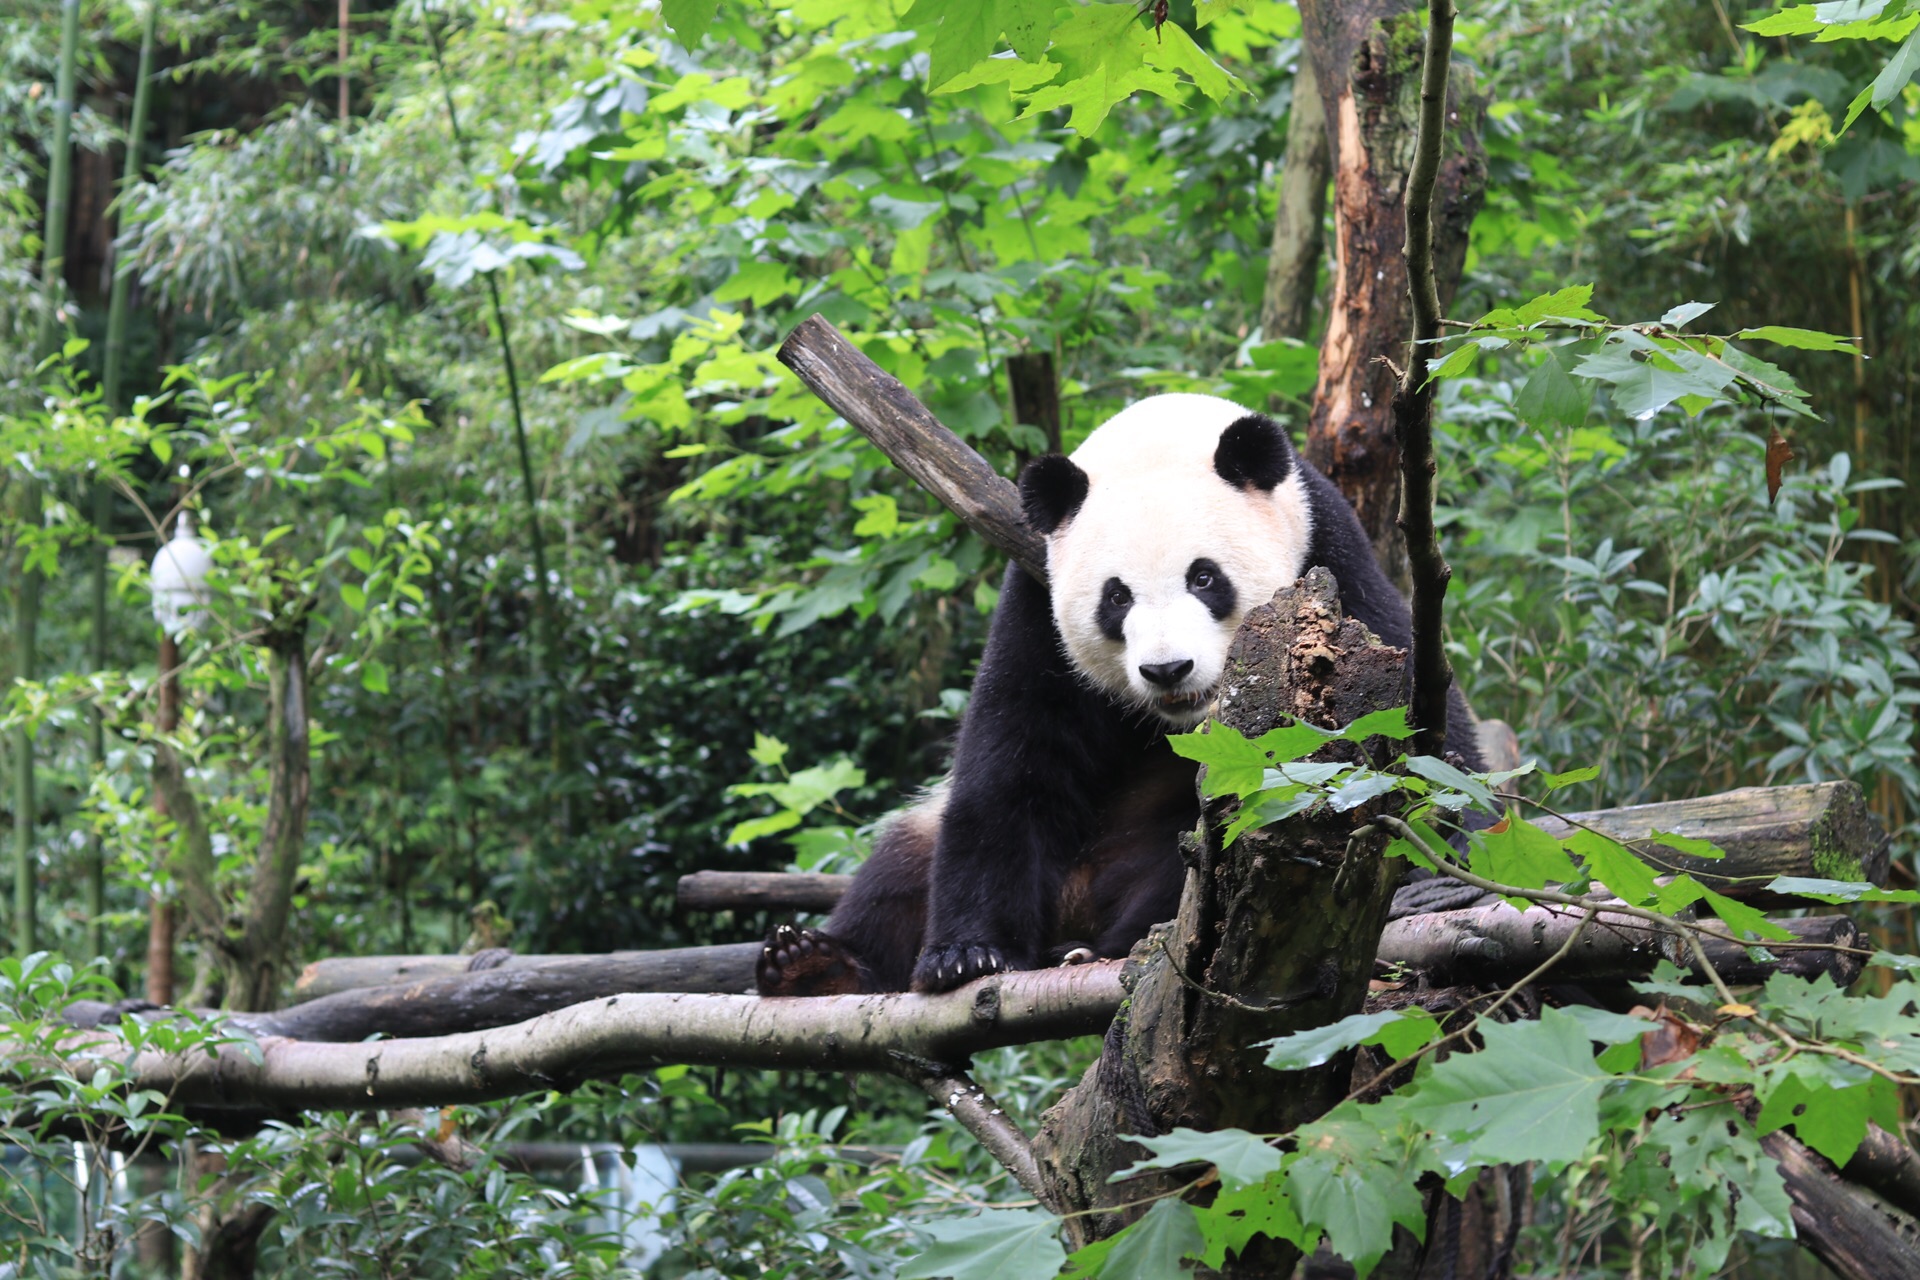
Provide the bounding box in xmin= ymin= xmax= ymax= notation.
xmin=1186 ymin=558 xmax=1236 ymax=620
xmin=1214 ymin=414 xmax=1293 ymax=491
xmin=1297 ymin=458 xmax=1485 ymax=771
xmin=1096 ymin=577 xmax=1132 ymax=642
xmin=758 ymin=417 xmax=1485 ymax=999
xmin=1020 ymin=454 xmax=1089 ymax=534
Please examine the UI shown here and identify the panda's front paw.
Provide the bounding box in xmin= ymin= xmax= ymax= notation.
xmin=911 ymin=942 xmax=1011 ymax=993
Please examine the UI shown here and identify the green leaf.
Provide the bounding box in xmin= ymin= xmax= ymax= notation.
xmin=1538 ymin=765 xmax=1600 ymax=791
xmin=1221 ymin=786 xmax=1316 ymax=845
xmin=1757 ymin=1073 xmax=1870 ymax=1166
xmin=1512 ymin=284 xmax=1605 ymax=325
xmin=1287 ymin=1103 xmax=1429 ymax=1275
xmin=1017 ymin=4 xmax=1185 ymax=134
xmin=1735 ymin=325 xmax=1863 ymax=353
xmin=1403 ymin=755 xmax=1498 ymax=812
xmin=1261 ymin=1011 xmax=1438 ymax=1071
xmin=748 ymin=733 xmax=789 ymax=769
xmin=1646 ymin=830 xmax=1725 ymax=861
xmin=1565 ymin=828 xmax=1658 ymax=905
xmin=340 ymin=582 xmax=367 ymax=613
xmin=913 ymin=0 xmax=1054 ymax=91
xmin=1765 ymin=876 xmax=1920 ymax=904
xmin=1514 ymin=349 xmax=1592 ymax=431
xmin=1098 ymin=1198 xmax=1203 ymax=1275
xmin=1403 ymin=1008 xmax=1612 ymax=1166
xmin=660 ymin=0 xmax=720 ymax=49
xmin=1118 ymin=1127 xmax=1282 ymax=1190
xmin=1340 ymin=707 xmax=1418 ymax=743
xmin=1472 ymin=813 xmax=1581 ymax=890
xmin=1555 ymin=1005 xmax=1657 ymax=1045
xmin=726 ymin=810 xmax=802 ymax=845
xmin=360 ymin=660 xmax=390 ymax=695
xmin=1660 ymin=301 xmax=1716 ymax=327
xmin=1195 ymin=1174 xmax=1308 ymax=1268
xmin=1169 ymin=721 xmax=1269 ymax=798
xmin=1842 ymin=27 xmax=1920 ymax=130
xmin=901 ymin=1209 xmax=1068 ymax=1280
xmin=1698 ymin=886 xmax=1795 ymax=942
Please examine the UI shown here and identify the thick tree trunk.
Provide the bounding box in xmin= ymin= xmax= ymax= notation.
xmin=1032 ymin=570 xmax=1407 ymax=1274
xmin=1296 ymin=0 xmax=1486 ymax=580
xmin=1263 ymin=56 xmax=1331 ymax=341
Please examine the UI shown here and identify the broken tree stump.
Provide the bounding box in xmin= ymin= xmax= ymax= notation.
xmin=1032 ymin=569 xmax=1406 ymax=1274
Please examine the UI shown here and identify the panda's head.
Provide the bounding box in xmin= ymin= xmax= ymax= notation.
xmin=1019 ymin=394 xmax=1314 ymax=730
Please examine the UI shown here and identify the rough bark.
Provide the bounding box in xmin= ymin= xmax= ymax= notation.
xmin=39 ymin=963 xmax=1125 ymax=1113
xmin=291 ymin=944 xmax=761 ymax=1002
xmin=1032 ymin=570 xmax=1406 ymax=1274
xmin=1297 ymin=0 xmax=1486 ymax=578
xmin=1263 ymin=56 xmax=1331 ymax=341
xmin=149 ymin=620 xmax=311 ymax=1012
xmin=778 ymin=315 xmax=1046 ymax=582
xmin=1534 ymin=781 xmax=1888 ymax=905
xmin=1763 ymin=1130 xmax=1920 ymax=1280
xmin=261 ymin=945 xmax=763 ymax=1039
xmin=1006 ymin=349 xmax=1061 ymax=456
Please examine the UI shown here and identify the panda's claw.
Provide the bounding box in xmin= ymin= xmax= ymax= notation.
xmin=912 ymin=942 xmax=1012 ymax=993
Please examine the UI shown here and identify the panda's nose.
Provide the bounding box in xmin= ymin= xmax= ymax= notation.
xmin=1138 ymin=660 xmax=1194 ymax=688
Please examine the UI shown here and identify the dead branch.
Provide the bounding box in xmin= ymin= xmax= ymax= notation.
xmin=36 ymin=964 xmax=1124 ymax=1112
xmin=777 ymin=314 xmax=1046 ymax=582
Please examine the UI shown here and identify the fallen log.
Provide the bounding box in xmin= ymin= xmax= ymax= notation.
xmin=1377 ymin=908 xmax=1864 ymax=989
xmin=1378 ymin=904 xmax=1685 ymax=984
xmin=1697 ymin=914 xmax=1865 ymax=986
xmin=259 ymin=945 xmax=761 ymax=1038
xmin=43 ymin=963 xmax=1125 ymax=1112
xmin=1763 ymin=1129 xmax=1920 ymax=1280
xmin=291 ymin=944 xmax=758 ymax=1004
xmin=676 ymin=870 xmax=851 ymax=914
xmin=271 ymin=902 xmax=1863 ymax=1045
xmin=1535 ymin=780 xmax=1887 ymax=904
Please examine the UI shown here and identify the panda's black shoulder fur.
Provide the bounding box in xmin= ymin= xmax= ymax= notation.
xmin=1287 ymin=424 xmax=1485 ymax=771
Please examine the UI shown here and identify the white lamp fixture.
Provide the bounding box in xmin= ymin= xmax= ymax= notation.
xmin=150 ymin=513 xmax=214 ymax=637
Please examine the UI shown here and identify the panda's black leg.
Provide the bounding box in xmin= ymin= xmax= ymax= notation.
xmin=911 ymin=565 xmax=1146 ymax=994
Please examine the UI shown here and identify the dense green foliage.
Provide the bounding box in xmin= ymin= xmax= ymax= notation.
xmin=3 ymin=0 xmax=1920 ymax=1274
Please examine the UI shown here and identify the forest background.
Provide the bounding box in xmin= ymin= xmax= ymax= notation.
xmin=3 ymin=0 xmax=1920 ymax=1274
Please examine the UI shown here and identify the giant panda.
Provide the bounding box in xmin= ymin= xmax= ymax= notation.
xmin=755 ymin=392 xmax=1483 ymax=998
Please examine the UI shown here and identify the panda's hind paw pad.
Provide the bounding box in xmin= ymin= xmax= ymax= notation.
xmin=755 ymin=926 xmax=864 ymax=997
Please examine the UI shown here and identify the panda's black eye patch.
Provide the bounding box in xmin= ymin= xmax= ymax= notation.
xmin=1097 ymin=577 xmax=1132 ymax=642
xmin=1187 ymin=558 xmax=1236 ymax=620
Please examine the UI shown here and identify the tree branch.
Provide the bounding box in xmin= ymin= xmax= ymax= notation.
xmin=41 ymin=964 xmax=1124 ymax=1112
xmin=777 ymin=315 xmax=1047 ymax=582
xmin=893 ymin=1055 xmax=1053 ymax=1207
xmin=1391 ymin=0 xmax=1457 ymax=759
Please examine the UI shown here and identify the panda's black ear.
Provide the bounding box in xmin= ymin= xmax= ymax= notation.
xmin=1214 ymin=414 xmax=1293 ymax=492
xmin=1019 ymin=454 xmax=1089 ymax=535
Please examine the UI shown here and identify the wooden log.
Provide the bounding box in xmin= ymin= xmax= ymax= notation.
xmin=53 ymin=964 xmax=1128 ymax=1111
xmin=777 ymin=315 xmax=1047 ymax=583
xmin=1536 ymin=781 xmax=1887 ymax=904
xmin=677 ymin=870 xmax=852 ymax=914
xmin=290 ymin=944 xmax=756 ymax=1004
xmin=259 ymin=946 xmax=762 ymax=1040
xmin=1696 ymin=915 xmax=1865 ymax=987
xmin=1378 ymin=904 xmax=1685 ymax=985
xmin=1763 ymin=1129 xmax=1920 ymax=1280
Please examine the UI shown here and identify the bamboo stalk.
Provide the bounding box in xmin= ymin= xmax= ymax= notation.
xmin=15 ymin=0 xmax=83 ymax=955
xmin=91 ymin=0 xmax=160 ymax=962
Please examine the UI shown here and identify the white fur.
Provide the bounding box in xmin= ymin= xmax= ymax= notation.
xmin=1046 ymin=394 xmax=1313 ymax=727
